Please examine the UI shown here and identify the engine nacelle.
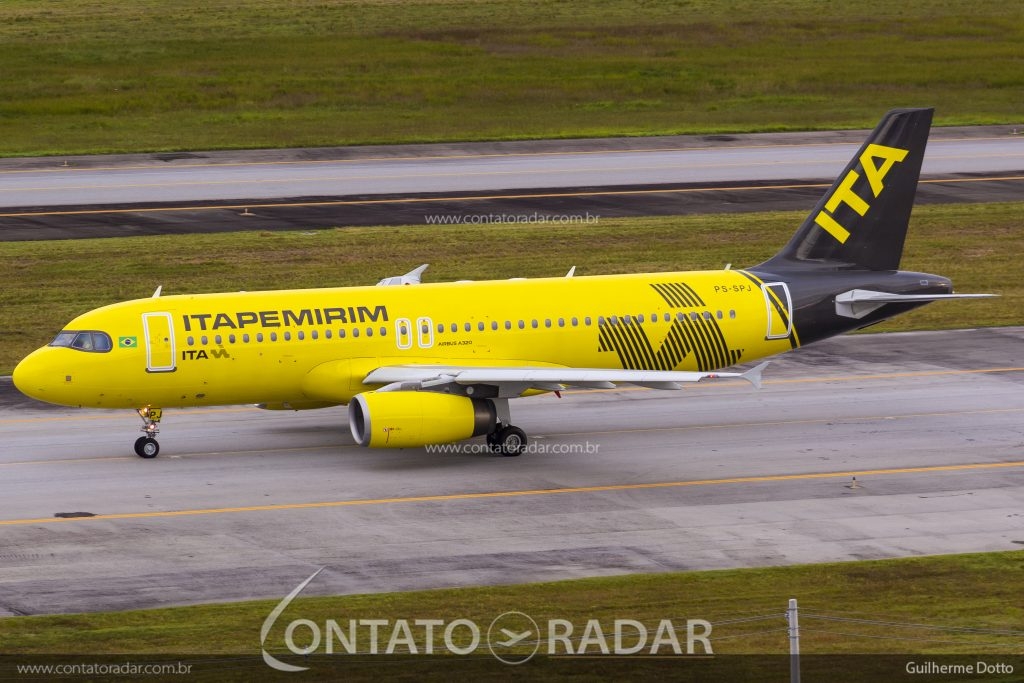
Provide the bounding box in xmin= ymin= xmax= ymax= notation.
xmin=348 ymin=391 xmax=497 ymax=448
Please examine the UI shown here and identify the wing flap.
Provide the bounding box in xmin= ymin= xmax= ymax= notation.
xmin=363 ymin=362 xmax=768 ymax=395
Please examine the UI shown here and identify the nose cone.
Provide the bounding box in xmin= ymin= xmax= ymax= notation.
xmin=13 ymin=348 xmax=61 ymax=405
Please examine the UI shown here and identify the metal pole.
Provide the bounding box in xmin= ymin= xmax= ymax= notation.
xmin=788 ymin=598 xmax=800 ymax=683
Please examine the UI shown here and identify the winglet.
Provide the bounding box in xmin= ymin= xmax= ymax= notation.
xmin=377 ymin=264 xmax=429 ymax=286
xmin=740 ymin=361 xmax=769 ymax=390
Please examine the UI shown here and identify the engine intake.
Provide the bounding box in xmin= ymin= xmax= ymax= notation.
xmin=349 ymin=391 xmax=497 ymax=448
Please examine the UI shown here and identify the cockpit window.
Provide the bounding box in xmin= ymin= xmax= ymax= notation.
xmin=50 ymin=331 xmax=77 ymax=348
xmin=50 ymin=330 xmax=113 ymax=353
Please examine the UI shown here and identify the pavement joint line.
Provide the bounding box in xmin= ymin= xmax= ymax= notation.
xmin=1 ymin=460 xmax=1021 ymax=527
xmin=3 ymin=175 xmax=1024 ymax=219
xmin=2 ymin=405 xmax=1021 ymax=468
xmin=2 ymin=367 xmax=1022 ymax=426
xmin=559 ymin=406 xmax=1024 ymax=438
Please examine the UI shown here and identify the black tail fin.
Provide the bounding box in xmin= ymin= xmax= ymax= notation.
xmin=758 ymin=108 xmax=933 ymax=272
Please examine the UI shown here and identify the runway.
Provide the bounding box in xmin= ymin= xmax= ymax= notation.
xmin=2 ymin=124 xmax=1024 ymax=240
xmin=1 ymin=327 xmax=1022 ymax=616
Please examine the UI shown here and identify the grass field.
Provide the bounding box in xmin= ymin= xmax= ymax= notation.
xmin=0 ymin=1 xmax=1021 ymax=155
xmin=1 ymin=202 xmax=1020 ymax=375
xmin=0 ymin=551 xmax=1020 ymax=677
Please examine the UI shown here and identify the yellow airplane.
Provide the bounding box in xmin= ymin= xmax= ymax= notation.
xmin=13 ymin=108 xmax=991 ymax=458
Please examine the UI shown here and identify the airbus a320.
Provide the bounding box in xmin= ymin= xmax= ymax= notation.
xmin=13 ymin=108 xmax=992 ymax=457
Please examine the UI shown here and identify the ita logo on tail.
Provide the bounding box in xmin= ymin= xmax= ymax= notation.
xmin=814 ymin=143 xmax=908 ymax=244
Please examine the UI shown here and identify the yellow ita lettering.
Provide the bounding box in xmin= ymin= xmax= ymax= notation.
xmin=814 ymin=143 xmax=908 ymax=243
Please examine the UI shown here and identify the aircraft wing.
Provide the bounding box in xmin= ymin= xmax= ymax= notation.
xmin=363 ymin=361 xmax=768 ymax=396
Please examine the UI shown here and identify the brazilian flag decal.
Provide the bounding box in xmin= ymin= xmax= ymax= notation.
xmin=118 ymin=336 xmax=138 ymax=349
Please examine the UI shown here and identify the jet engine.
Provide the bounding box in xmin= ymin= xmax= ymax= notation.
xmin=349 ymin=391 xmax=497 ymax=448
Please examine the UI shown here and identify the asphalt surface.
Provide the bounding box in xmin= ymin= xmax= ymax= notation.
xmin=2 ymin=124 xmax=1023 ymax=240
xmin=1 ymin=327 xmax=1022 ymax=616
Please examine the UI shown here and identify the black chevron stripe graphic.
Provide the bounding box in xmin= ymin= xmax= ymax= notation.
xmin=597 ymin=316 xmax=742 ymax=372
xmin=650 ymin=282 xmax=705 ymax=308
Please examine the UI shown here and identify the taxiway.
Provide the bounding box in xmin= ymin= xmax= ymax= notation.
xmin=1 ymin=327 xmax=1022 ymax=616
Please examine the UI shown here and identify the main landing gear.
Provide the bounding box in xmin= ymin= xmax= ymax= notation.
xmin=484 ymin=399 xmax=527 ymax=456
xmin=487 ymin=425 xmax=528 ymax=456
xmin=481 ymin=397 xmax=524 ymax=456
xmin=134 ymin=406 xmax=162 ymax=458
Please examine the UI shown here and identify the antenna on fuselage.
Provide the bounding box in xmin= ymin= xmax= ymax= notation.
xmin=152 ymin=285 xmax=163 ymax=298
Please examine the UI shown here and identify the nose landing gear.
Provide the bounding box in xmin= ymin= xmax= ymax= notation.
xmin=134 ymin=406 xmax=162 ymax=458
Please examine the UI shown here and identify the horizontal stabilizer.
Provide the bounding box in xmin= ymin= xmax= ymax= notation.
xmin=835 ymin=289 xmax=997 ymax=319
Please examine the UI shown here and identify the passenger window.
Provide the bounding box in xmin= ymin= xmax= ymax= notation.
xmin=201 ymin=335 xmax=209 ymax=345
xmin=339 ymin=329 xmax=346 ymax=339
xmin=229 ymin=334 xmax=236 ymax=344
xmin=243 ymin=334 xmax=251 ymax=343
xmin=437 ymin=323 xmax=444 ymax=334
xmin=380 ymin=327 xmax=387 ymax=337
xmin=704 ymin=311 xmax=712 ymax=320
xmin=558 ymin=318 xmax=565 ymax=327
xmin=545 ymin=319 xmax=552 ymax=328
xmin=597 ymin=316 xmax=606 ymax=326
xmin=518 ymin=320 xmax=525 ymax=329
xmin=270 ymin=332 xmax=277 ymax=342
xmin=505 ymin=321 xmax=512 ymax=330
xmin=256 ymin=333 xmax=264 ymax=342
xmin=585 ymin=317 xmax=592 ymax=326
xmin=716 ymin=310 xmax=723 ymax=320
xmin=325 ymin=330 xmax=332 ymax=339
xmin=215 ymin=335 xmax=223 ymax=344
xmin=311 ymin=331 xmax=318 ymax=340
xmin=730 ymin=310 xmax=736 ymax=319
xmin=450 ymin=323 xmax=457 ymax=333
xmin=478 ymin=322 xmax=485 ymax=331
xmin=465 ymin=322 xmax=471 ymax=332
xmin=491 ymin=321 xmax=498 ymax=331
xmin=664 ymin=313 xmax=670 ymax=322
xmin=531 ymin=320 xmax=538 ymax=329
xmin=353 ymin=328 xmax=360 ymax=338
xmin=571 ymin=317 xmax=578 ymax=326
xmin=187 ymin=336 xmax=195 ymax=346
xmin=366 ymin=328 xmax=373 ymax=337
